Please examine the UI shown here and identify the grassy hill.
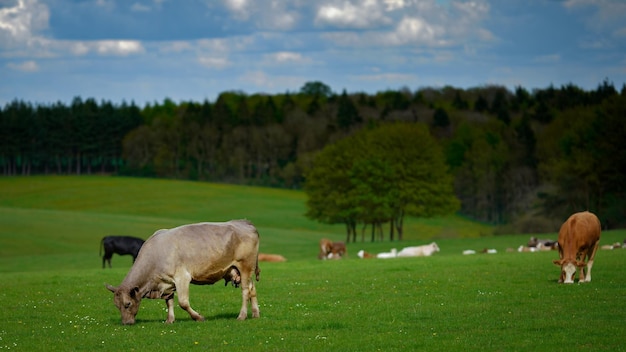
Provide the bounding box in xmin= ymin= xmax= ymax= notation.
xmin=0 ymin=175 xmax=494 ymax=271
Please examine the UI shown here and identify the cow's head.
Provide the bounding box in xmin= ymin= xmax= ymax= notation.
xmin=106 ymin=284 xmax=141 ymax=325
xmin=552 ymin=259 xmax=586 ymax=284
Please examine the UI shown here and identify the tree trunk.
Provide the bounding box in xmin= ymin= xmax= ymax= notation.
xmin=394 ymin=210 xmax=405 ymax=241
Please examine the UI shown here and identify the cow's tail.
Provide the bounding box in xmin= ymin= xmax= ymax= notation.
xmin=99 ymin=237 xmax=104 ymax=257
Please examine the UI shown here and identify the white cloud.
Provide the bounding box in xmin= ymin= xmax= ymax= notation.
xmin=390 ymin=17 xmax=439 ymax=44
xmin=384 ymin=0 xmax=406 ymax=12
xmin=315 ymin=0 xmax=390 ymax=29
xmin=0 ymin=0 xmax=49 ymax=47
xmin=224 ymin=0 xmax=250 ymax=20
xmin=69 ymin=41 xmax=90 ymax=56
xmin=271 ymin=51 xmax=309 ymax=63
xmin=95 ymin=40 xmax=145 ymax=56
xmin=198 ymin=56 xmax=231 ymax=69
xmin=316 ymin=0 xmax=490 ymax=48
xmin=159 ymin=41 xmax=192 ymax=53
xmin=0 ymin=0 xmax=145 ymax=58
xmin=7 ymin=60 xmax=38 ymax=72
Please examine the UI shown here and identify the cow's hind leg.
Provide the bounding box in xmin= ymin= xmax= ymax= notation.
xmin=237 ymin=268 xmax=260 ymax=320
xmin=175 ymin=274 xmax=205 ymax=322
xmin=103 ymin=254 xmax=112 ymax=268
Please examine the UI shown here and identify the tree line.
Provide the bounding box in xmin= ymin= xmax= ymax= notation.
xmin=1 ymin=80 xmax=625 ymax=233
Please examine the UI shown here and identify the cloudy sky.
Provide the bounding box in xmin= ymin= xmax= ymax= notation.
xmin=1 ymin=0 xmax=625 ymax=106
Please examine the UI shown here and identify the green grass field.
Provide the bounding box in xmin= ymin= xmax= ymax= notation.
xmin=1 ymin=176 xmax=625 ymax=351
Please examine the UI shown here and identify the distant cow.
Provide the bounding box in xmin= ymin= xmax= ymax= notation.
xmin=528 ymin=237 xmax=558 ymax=250
xmin=258 ymin=253 xmax=287 ymax=262
xmin=105 ymin=220 xmax=260 ymax=325
xmin=318 ymin=238 xmax=347 ymax=259
xmin=100 ymin=236 xmax=145 ymax=268
xmin=553 ymin=211 xmax=601 ymax=284
xmin=376 ymin=248 xmax=398 ymax=259
xmin=318 ymin=238 xmax=333 ymax=259
xmin=357 ymin=250 xmax=375 ymax=259
xmin=397 ymin=242 xmax=440 ymax=257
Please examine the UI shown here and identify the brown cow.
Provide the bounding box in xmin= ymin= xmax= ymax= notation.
xmin=329 ymin=241 xmax=347 ymax=259
xmin=553 ymin=211 xmax=601 ymax=284
xmin=318 ymin=238 xmax=347 ymax=259
xmin=106 ymin=220 xmax=260 ymax=325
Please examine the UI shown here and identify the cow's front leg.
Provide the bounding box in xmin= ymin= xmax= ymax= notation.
xmin=175 ymin=276 xmax=205 ymax=322
xmin=165 ymin=297 xmax=175 ymax=324
xmin=584 ymin=242 xmax=599 ymax=283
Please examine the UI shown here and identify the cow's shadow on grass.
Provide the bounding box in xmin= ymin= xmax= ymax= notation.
xmin=205 ymin=313 xmax=240 ymax=321
xmin=109 ymin=313 xmax=240 ymax=325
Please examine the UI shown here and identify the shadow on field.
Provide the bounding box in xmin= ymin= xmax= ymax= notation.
xmin=105 ymin=313 xmax=242 ymax=325
xmin=205 ymin=313 xmax=241 ymax=321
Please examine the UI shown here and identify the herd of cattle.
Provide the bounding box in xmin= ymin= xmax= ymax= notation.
xmin=100 ymin=211 xmax=621 ymax=324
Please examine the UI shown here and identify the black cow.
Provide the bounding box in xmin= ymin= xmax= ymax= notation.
xmin=100 ymin=236 xmax=145 ymax=268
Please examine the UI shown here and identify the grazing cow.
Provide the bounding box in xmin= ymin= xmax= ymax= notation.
xmin=376 ymin=248 xmax=398 ymax=259
xmin=100 ymin=236 xmax=145 ymax=268
xmin=318 ymin=238 xmax=333 ymax=259
xmin=258 ymin=253 xmax=287 ymax=262
xmin=318 ymin=239 xmax=347 ymax=259
xmin=105 ymin=220 xmax=260 ymax=325
xmin=553 ymin=211 xmax=601 ymax=284
xmin=397 ymin=242 xmax=440 ymax=257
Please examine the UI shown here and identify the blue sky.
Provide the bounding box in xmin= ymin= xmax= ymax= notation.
xmin=1 ymin=0 xmax=625 ymax=106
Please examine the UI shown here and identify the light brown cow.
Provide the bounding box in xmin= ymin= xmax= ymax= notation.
xmin=318 ymin=238 xmax=333 ymax=259
xmin=258 ymin=253 xmax=287 ymax=262
xmin=553 ymin=211 xmax=601 ymax=284
xmin=106 ymin=220 xmax=260 ymax=325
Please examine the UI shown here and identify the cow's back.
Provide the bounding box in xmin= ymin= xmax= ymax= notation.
xmin=558 ymin=211 xmax=601 ymax=257
xmin=136 ymin=220 xmax=259 ymax=274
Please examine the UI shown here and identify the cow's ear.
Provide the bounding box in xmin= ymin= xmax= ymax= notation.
xmin=552 ymin=259 xmax=562 ymax=266
xmin=575 ymin=261 xmax=587 ymax=268
xmin=129 ymin=287 xmax=140 ymax=299
xmin=105 ymin=284 xmax=117 ymax=293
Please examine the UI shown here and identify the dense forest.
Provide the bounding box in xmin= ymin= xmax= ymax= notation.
xmin=1 ymin=80 xmax=625 ymax=233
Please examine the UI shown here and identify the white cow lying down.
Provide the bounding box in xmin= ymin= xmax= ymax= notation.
xmin=376 ymin=248 xmax=397 ymax=259
xmin=397 ymin=242 xmax=440 ymax=257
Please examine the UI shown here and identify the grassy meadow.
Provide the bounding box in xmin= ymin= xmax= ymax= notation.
xmin=0 ymin=176 xmax=625 ymax=351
